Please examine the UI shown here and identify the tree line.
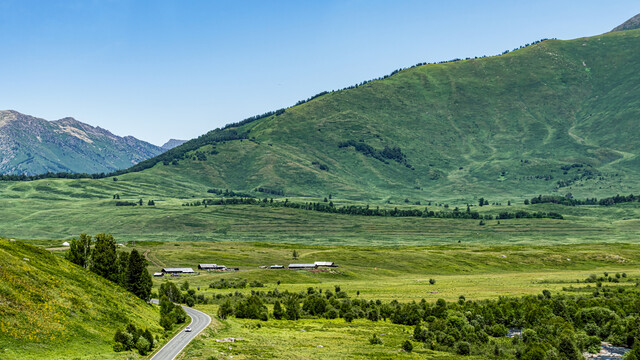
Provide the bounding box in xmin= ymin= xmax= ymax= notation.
xmin=65 ymin=233 xmax=152 ymax=301
xmin=526 ymin=194 xmax=640 ymax=207
xmin=338 ymin=140 xmax=413 ymax=169
xmin=184 ymin=197 xmax=563 ymax=220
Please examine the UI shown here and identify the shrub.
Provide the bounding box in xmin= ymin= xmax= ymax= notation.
xmin=136 ymin=337 xmax=150 ymax=355
xmin=429 ymin=278 xmax=436 ymax=285
xmin=218 ymin=299 xmax=234 ymax=319
xmin=369 ymin=333 xmax=383 ymax=345
xmin=414 ymin=323 xmax=428 ymax=342
xmin=488 ymin=324 xmax=508 ymax=337
xmin=142 ymin=329 xmax=154 ymax=349
xmin=112 ymin=342 xmax=124 ymax=352
xmin=455 ymin=341 xmax=471 ymax=355
xmin=402 ymin=340 xmax=413 ymax=352
xmin=160 ymin=314 xmax=174 ymax=330
xmin=172 ymin=306 xmax=188 ymax=324
xmin=324 ymin=307 xmax=339 ymax=319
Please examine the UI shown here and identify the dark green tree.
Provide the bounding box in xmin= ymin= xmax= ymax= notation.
xmin=116 ymin=251 xmax=129 ymax=287
xmin=558 ymin=334 xmax=581 ymax=360
xmin=284 ymin=295 xmax=300 ymax=320
xmin=90 ymin=233 xmax=118 ymax=282
xmin=402 ymin=340 xmax=413 ymax=352
xmin=273 ymin=300 xmax=284 ymax=320
xmin=126 ymin=249 xmax=152 ymax=300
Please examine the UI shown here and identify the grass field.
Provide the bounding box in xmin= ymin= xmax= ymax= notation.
xmin=2 ymin=188 xmax=640 ymax=245
xmin=40 ymin=240 xmax=633 ymax=360
xmin=20 ymin=240 xmax=633 ymax=359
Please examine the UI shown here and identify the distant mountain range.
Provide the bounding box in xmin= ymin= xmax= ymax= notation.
xmin=0 ymin=110 xmax=165 ymax=175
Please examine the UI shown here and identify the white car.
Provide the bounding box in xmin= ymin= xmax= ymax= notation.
xmin=185 ymin=326 xmax=192 ymax=332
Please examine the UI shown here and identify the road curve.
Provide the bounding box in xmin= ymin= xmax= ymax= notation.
xmin=150 ymin=299 xmax=212 ymax=360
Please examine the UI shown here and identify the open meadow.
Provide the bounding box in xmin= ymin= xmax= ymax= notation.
xmin=34 ymin=240 xmax=640 ymax=359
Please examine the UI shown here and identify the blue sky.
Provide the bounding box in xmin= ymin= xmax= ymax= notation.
xmin=1 ymin=0 xmax=638 ymax=145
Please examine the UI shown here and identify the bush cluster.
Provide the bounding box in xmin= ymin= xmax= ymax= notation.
xmin=113 ymin=323 xmax=155 ymax=355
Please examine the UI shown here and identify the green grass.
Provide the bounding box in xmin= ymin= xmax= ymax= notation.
xmin=29 ymin=27 xmax=636 ymax=202
xmin=2 ymin=184 xmax=640 ymax=245
xmin=5 ymin=30 xmax=640 ymax=201
xmin=0 ymin=239 xmax=163 ymax=360
xmin=55 ymin=239 xmax=635 ymax=360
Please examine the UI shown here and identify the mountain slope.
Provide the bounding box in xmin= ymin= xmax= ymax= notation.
xmin=117 ymin=27 xmax=640 ymax=202
xmin=161 ymin=138 xmax=187 ymax=150
xmin=612 ymin=13 xmax=640 ymax=31
xmin=0 ymin=239 xmax=162 ymax=359
xmin=0 ymin=110 xmax=164 ymax=175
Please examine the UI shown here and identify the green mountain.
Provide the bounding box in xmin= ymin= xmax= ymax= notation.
xmin=116 ymin=26 xmax=640 ymax=202
xmin=0 ymin=239 xmax=162 ymax=359
xmin=612 ymin=13 xmax=640 ymax=32
xmin=0 ymin=110 xmax=164 ymax=175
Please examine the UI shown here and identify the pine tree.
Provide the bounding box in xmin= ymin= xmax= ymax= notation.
xmin=116 ymin=251 xmax=129 ymax=287
xmin=126 ymin=249 xmax=152 ymax=300
xmin=90 ymin=233 xmax=118 ymax=282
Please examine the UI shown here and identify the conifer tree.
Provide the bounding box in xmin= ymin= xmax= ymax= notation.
xmin=90 ymin=233 xmax=118 ymax=282
xmin=126 ymin=249 xmax=152 ymax=300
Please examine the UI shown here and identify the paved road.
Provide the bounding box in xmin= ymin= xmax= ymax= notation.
xmin=150 ymin=300 xmax=212 ymax=360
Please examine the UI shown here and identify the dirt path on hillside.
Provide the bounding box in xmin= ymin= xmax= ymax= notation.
xmin=144 ymin=249 xmax=165 ymax=268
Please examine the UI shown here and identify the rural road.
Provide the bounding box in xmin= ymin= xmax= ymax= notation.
xmin=150 ymin=300 xmax=212 ymax=360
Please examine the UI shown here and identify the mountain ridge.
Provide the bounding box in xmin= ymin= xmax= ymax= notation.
xmin=612 ymin=13 xmax=640 ymax=32
xmin=0 ymin=110 xmax=164 ymax=175
xmin=161 ymin=138 xmax=187 ymax=150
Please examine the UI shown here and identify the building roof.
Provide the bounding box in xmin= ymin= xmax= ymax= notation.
xmin=153 ymin=272 xmax=164 ymax=276
xmin=288 ymin=263 xmax=317 ymax=268
xmin=162 ymin=268 xmax=195 ymax=273
xmin=199 ymin=264 xmax=226 ymax=269
xmin=314 ymin=261 xmax=334 ymax=266
xmin=269 ymin=265 xmax=285 ymax=268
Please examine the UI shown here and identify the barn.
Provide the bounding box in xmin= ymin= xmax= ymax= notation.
xmin=288 ymin=263 xmax=318 ymax=270
xmin=161 ymin=268 xmax=195 ymax=274
xmin=198 ymin=264 xmax=227 ymax=271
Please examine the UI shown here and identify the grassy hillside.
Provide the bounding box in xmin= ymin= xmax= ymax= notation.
xmin=0 ymin=239 xmax=162 ymax=359
xmin=86 ymin=28 xmax=640 ymax=202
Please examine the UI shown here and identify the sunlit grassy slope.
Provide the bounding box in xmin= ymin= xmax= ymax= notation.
xmin=84 ymin=28 xmax=640 ymax=202
xmin=0 ymin=239 xmax=162 ymax=360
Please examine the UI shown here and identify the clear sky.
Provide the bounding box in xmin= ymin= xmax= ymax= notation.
xmin=1 ymin=0 xmax=638 ymax=146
